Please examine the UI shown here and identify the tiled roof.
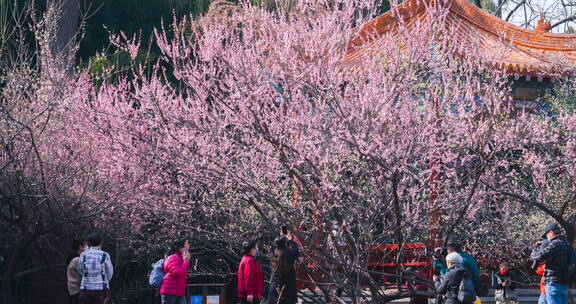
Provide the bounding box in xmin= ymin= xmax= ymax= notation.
xmin=344 ymin=0 xmax=576 ymax=74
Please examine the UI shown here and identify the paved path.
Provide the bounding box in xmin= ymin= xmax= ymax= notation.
xmin=298 ymin=289 xmax=576 ymax=304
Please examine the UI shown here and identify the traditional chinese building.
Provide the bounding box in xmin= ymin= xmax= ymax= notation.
xmin=344 ymin=0 xmax=576 ymax=110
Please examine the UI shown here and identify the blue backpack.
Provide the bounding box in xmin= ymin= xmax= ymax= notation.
xmin=149 ymin=258 xmax=165 ymax=287
xmin=458 ymin=272 xmax=476 ymax=303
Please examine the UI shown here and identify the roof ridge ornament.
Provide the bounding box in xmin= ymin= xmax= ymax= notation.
xmin=536 ymin=16 xmax=552 ymax=34
xmin=344 ymin=0 xmax=576 ymax=74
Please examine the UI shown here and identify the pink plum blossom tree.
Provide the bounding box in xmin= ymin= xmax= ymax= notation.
xmin=0 ymin=3 xmax=129 ymax=302
xmin=77 ymin=0 xmax=576 ymax=301
xmin=3 ymin=0 xmax=576 ymax=303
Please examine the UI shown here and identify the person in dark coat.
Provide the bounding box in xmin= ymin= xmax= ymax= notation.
xmin=434 ymin=242 xmax=481 ymax=290
xmin=530 ymin=222 xmax=571 ymax=304
xmin=493 ymin=262 xmax=518 ymax=304
xmin=266 ymin=232 xmax=299 ymax=304
xmin=435 ymin=253 xmax=473 ymax=304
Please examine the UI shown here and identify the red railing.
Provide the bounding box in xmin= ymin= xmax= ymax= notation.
xmin=297 ymin=243 xmax=431 ymax=289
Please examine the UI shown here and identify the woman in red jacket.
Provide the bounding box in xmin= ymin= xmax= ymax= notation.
xmin=160 ymin=238 xmax=190 ymax=304
xmin=238 ymin=240 xmax=264 ymax=304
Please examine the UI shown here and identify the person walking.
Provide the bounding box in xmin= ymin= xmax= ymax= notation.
xmin=267 ymin=230 xmax=299 ymax=304
xmin=78 ymin=233 xmax=113 ymax=304
xmin=434 ymin=252 xmax=474 ymax=304
xmin=160 ymin=238 xmax=190 ymax=304
xmin=493 ymin=262 xmax=518 ymax=304
xmin=531 ymin=222 xmax=571 ymax=304
xmin=238 ymin=240 xmax=264 ymax=304
xmin=67 ymin=239 xmax=86 ymax=304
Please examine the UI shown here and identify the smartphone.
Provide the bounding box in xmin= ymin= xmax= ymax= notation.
xmin=281 ymin=225 xmax=288 ymax=235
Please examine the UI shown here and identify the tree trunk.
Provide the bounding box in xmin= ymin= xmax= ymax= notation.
xmin=1 ymin=232 xmax=37 ymax=304
xmin=561 ymin=221 xmax=575 ymax=244
xmin=496 ymin=0 xmax=503 ymax=18
xmin=49 ymin=0 xmax=80 ymax=66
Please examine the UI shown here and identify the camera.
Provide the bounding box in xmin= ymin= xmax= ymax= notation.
xmin=523 ymin=245 xmax=537 ymax=254
xmin=426 ymin=251 xmax=441 ymax=259
xmin=425 ymin=248 xmax=442 ymax=260
xmin=523 ymin=244 xmax=542 ymax=272
xmin=433 ymin=264 xmax=443 ymax=276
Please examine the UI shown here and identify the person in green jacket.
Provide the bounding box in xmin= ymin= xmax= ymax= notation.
xmin=433 ymin=242 xmax=481 ymax=289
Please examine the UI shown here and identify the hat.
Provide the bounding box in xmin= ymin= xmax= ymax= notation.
xmin=542 ymin=222 xmax=562 ymax=238
xmin=445 ymin=252 xmax=463 ymax=264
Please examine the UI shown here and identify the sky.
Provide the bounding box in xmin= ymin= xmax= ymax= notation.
xmin=502 ymin=0 xmax=576 ymax=33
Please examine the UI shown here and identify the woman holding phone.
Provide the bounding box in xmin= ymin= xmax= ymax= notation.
xmin=160 ymin=238 xmax=190 ymax=304
xmin=267 ymin=228 xmax=299 ymax=304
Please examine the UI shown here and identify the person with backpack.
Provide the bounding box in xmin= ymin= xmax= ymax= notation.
xmin=149 ymin=257 xmax=166 ymax=288
xmin=434 ymin=241 xmax=486 ymax=296
xmin=238 ymin=240 xmax=264 ymax=304
xmin=434 ymin=253 xmax=475 ymax=304
xmin=448 ymin=243 xmax=482 ymax=293
xmin=78 ymin=233 xmax=113 ymax=304
xmin=266 ymin=231 xmax=299 ymax=304
xmin=530 ymin=222 xmax=572 ymax=304
xmin=67 ymin=239 xmax=86 ymax=304
xmin=492 ymin=262 xmax=518 ymax=304
xmin=160 ymin=238 xmax=190 ymax=304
